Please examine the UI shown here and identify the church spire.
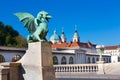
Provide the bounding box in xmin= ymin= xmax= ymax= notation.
xmin=61 ymin=27 xmax=66 ymax=42
xmin=75 ymin=25 xmax=77 ymax=32
xmin=73 ymin=25 xmax=80 ymax=42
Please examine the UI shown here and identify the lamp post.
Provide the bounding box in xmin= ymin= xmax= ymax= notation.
xmin=96 ymin=45 xmax=105 ymax=74
xmin=96 ymin=45 xmax=104 ymax=62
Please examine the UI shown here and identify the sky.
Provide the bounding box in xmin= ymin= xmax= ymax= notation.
xmin=0 ymin=0 xmax=120 ymax=46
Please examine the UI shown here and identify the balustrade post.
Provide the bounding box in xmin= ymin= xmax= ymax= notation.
xmin=84 ymin=66 xmax=86 ymax=72
xmin=60 ymin=67 xmax=62 ymax=72
xmin=74 ymin=66 xmax=76 ymax=72
xmin=63 ymin=66 xmax=65 ymax=72
xmin=81 ymin=66 xmax=83 ymax=72
xmin=78 ymin=66 xmax=80 ymax=72
xmin=76 ymin=66 xmax=78 ymax=72
xmin=83 ymin=66 xmax=85 ymax=72
xmin=70 ymin=66 xmax=71 ymax=72
xmin=94 ymin=66 xmax=96 ymax=72
xmin=89 ymin=65 xmax=92 ymax=72
xmin=65 ymin=67 xmax=68 ymax=72
xmin=88 ymin=65 xmax=90 ymax=72
xmin=58 ymin=66 xmax=60 ymax=72
xmin=92 ymin=66 xmax=94 ymax=72
xmin=62 ymin=67 xmax=64 ymax=72
xmin=86 ymin=66 xmax=88 ymax=72
xmin=57 ymin=67 xmax=59 ymax=72
xmin=71 ymin=66 xmax=73 ymax=72
xmin=68 ymin=66 xmax=70 ymax=72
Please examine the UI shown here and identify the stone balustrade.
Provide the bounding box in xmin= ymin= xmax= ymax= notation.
xmin=54 ymin=64 xmax=98 ymax=73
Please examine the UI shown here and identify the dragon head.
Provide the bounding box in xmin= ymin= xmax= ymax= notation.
xmin=37 ymin=11 xmax=52 ymax=22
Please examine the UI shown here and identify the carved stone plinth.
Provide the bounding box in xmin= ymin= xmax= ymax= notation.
xmin=97 ymin=61 xmax=105 ymax=74
xmin=19 ymin=42 xmax=55 ymax=80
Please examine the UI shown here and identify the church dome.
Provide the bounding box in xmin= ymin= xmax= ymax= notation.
xmin=50 ymin=30 xmax=61 ymax=44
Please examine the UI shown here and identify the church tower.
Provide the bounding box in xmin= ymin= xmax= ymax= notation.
xmin=73 ymin=26 xmax=80 ymax=42
xmin=61 ymin=29 xmax=66 ymax=42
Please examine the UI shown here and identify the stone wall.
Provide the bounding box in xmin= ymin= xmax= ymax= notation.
xmin=0 ymin=62 xmax=21 ymax=80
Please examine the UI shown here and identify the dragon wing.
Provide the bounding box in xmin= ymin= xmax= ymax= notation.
xmin=14 ymin=12 xmax=36 ymax=34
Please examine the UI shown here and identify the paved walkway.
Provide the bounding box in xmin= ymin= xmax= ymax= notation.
xmin=55 ymin=72 xmax=120 ymax=80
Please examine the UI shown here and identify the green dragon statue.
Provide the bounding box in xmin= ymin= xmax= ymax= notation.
xmin=14 ymin=11 xmax=52 ymax=43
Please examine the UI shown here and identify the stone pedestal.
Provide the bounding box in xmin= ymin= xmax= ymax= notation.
xmin=0 ymin=67 xmax=9 ymax=80
xmin=97 ymin=61 xmax=105 ymax=74
xmin=0 ymin=62 xmax=21 ymax=80
xmin=19 ymin=42 xmax=55 ymax=80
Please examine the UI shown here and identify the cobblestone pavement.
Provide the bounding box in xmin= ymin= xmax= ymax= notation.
xmin=55 ymin=72 xmax=120 ymax=80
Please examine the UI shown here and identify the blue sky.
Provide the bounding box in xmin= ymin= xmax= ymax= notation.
xmin=0 ymin=0 xmax=120 ymax=46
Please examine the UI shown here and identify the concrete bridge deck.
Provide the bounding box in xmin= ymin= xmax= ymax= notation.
xmin=55 ymin=72 xmax=120 ymax=80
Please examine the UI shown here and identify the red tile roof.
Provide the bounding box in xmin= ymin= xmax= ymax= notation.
xmin=52 ymin=42 xmax=68 ymax=48
xmin=70 ymin=42 xmax=80 ymax=47
xmin=51 ymin=41 xmax=96 ymax=48
xmin=104 ymin=46 xmax=118 ymax=50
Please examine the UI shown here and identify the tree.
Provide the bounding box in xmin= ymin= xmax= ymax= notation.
xmin=0 ymin=22 xmax=4 ymax=30
xmin=5 ymin=25 xmax=19 ymax=37
xmin=15 ymin=35 xmax=27 ymax=47
xmin=0 ymin=21 xmax=27 ymax=47
xmin=0 ymin=22 xmax=5 ymax=45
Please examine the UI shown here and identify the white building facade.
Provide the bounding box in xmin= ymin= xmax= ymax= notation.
xmin=50 ymin=29 xmax=111 ymax=65
xmin=0 ymin=46 xmax=26 ymax=62
xmin=104 ymin=46 xmax=120 ymax=63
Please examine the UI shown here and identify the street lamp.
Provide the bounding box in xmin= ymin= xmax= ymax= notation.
xmin=96 ymin=45 xmax=104 ymax=62
xmin=96 ymin=45 xmax=105 ymax=74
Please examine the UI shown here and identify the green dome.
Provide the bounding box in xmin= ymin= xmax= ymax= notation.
xmin=50 ymin=30 xmax=61 ymax=40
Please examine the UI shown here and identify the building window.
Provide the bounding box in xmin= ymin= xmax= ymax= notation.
xmin=96 ymin=57 xmax=99 ymax=61
xmin=0 ymin=55 xmax=5 ymax=62
xmin=106 ymin=58 xmax=108 ymax=63
xmin=109 ymin=58 xmax=111 ymax=62
xmin=61 ymin=56 xmax=66 ymax=64
xmin=69 ymin=56 xmax=73 ymax=64
xmin=87 ymin=57 xmax=90 ymax=63
xmin=12 ymin=54 xmax=21 ymax=62
xmin=53 ymin=56 xmax=58 ymax=65
xmin=103 ymin=58 xmax=105 ymax=62
xmin=118 ymin=57 xmax=120 ymax=62
xmin=92 ymin=57 xmax=95 ymax=63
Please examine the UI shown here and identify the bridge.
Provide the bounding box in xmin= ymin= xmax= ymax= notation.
xmin=0 ymin=62 xmax=120 ymax=80
xmin=56 ymin=72 xmax=120 ymax=80
xmin=54 ymin=62 xmax=120 ymax=80
xmin=0 ymin=42 xmax=120 ymax=80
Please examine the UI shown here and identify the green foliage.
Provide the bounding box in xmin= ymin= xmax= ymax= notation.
xmin=5 ymin=35 xmax=13 ymax=45
xmin=0 ymin=21 xmax=27 ymax=47
xmin=15 ymin=35 xmax=27 ymax=47
xmin=0 ymin=22 xmax=5 ymax=45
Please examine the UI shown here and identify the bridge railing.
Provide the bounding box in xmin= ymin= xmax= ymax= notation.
xmin=54 ymin=64 xmax=98 ymax=73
